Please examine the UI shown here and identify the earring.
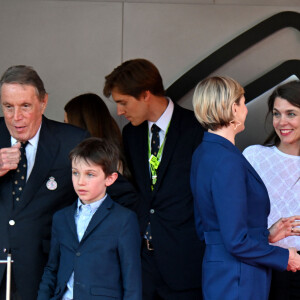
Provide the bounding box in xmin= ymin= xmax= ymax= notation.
xmin=230 ymin=120 xmax=241 ymax=130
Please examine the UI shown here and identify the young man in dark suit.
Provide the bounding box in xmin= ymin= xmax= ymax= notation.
xmin=104 ymin=59 xmax=205 ymax=300
xmin=38 ymin=138 xmax=142 ymax=300
xmin=0 ymin=65 xmax=89 ymax=299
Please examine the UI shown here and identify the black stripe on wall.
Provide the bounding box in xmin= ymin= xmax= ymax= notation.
xmin=166 ymin=11 xmax=300 ymax=103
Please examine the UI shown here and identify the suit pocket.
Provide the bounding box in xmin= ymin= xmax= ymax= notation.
xmin=90 ymin=286 xmax=120 ymax=298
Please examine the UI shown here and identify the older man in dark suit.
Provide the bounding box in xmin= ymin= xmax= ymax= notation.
xmin=0 ymin=65 xmax=89 ymax=299
xmin=104 ymin=59 xmax=205 ymax=300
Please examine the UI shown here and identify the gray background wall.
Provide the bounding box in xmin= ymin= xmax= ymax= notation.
xmin=0 ymin=0 xmax=299 ymax=150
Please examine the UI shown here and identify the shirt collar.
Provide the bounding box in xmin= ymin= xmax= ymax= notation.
xmin=148 ymin=97 xmax=174 ymax=134
xmin=11 ymin=122 xmax=42 ymax=148
xmin=76 ymin=194 xmax=107 ymax=214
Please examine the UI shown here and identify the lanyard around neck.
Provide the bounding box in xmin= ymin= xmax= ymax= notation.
xmin=148 ymin=122 xmax=170 ymax=189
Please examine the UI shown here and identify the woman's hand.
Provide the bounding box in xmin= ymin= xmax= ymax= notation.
xmin=287 ymin=247 xmax=300 ymax=272
xmin=269 ymin=216 xmax=300 ymax=243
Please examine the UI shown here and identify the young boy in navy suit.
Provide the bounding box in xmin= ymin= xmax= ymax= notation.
xmin=37 ymin=137 xmax=142 ymax=300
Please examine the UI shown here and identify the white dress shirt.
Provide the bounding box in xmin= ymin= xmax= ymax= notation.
xmin=243 ymin=145 xmax=300 ymax=249
xmin=148 ymin=97 xmax=174 ymax=153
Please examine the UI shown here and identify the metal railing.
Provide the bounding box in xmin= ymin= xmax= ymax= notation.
xmin=0 ymin=254 xmax=13 ymax=300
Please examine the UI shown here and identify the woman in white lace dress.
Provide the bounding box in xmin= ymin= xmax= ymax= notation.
xmin=243 ymin=80 xmax=300 ymax=300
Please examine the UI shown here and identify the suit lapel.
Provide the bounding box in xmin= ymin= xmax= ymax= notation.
xmin=0 ymin=119 xmax=14 ymax=210
xmin=133 ymin=122 xmax=152 ymax=193
xmin=244 ymin=156 xmax=268 ymax=188
xmin=80 ymin=196 xmax=113 ymax=243
xmin=64 ymin=202 xmax=79 ymax=242
xmin=14 ymin=117 xmax=60 ymax=214
xmin=240 ymin=149 xmax=269 ymax=195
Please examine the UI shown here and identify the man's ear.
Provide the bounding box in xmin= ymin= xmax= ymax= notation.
xmin=105 ymin=172 xmax=118 ymax=187
xmin=141 ymin=90 xmax=151 ymax=102
xmin=40 ymin=93 xmax=48 ymax=114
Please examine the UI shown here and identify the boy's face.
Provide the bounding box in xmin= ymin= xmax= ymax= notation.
xmin=71 ymin=158 xmax=117 ymax=205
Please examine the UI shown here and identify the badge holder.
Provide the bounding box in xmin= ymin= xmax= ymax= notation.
xmin=0 ymin=254 xmax=13 ymax=300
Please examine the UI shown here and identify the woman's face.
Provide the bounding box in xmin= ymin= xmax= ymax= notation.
xmin=273 ymin=97 xmax=300 ymax=148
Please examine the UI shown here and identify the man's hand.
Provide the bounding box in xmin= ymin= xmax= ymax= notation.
xmin=0 ymin=142 xmax=21 ymax=177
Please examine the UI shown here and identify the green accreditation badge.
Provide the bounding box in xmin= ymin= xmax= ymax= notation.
xmin=149 ymin=155 xmax=159 ymax=188
xmin=149 ymin=155 xmax=159 ymax=170
xmin=148 ymin=121 xmax=170 ymax=191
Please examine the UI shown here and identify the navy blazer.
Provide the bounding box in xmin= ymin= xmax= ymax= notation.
xmin=190 ymin=132 xmax=289 ymax=300
xmin=37 ymin=195 xmax=142 ymax=300
xmin=0 ymin=116 xmax=89 ymax=299
xmin=107 ymin=172 xmax=141 ymax=214
xmin=123 ymin=104 xmax=205 ymax=291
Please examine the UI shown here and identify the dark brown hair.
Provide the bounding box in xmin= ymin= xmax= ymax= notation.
xmin=0 ymin=65 xmax=46 ymax=100
xmin=264 ymin=80 xmax=300 ymax=146
xmin=103 ymin=58 xmax=165 ymax=99
xmin=69 ymin=137 xmax=119 ymax=177
xmin=65 ymin=93 xmax=131 ymax=178
xmin=64 ymin=93 xmax=122 ymax=146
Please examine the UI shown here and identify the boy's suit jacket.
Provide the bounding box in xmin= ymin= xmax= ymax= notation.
xmin=38 ymin=195 xmax=142 ymax=300
xmin=0 ymin=116 xmax=89 ymax=299
xmin=123 ymin=104 xmax=205 ymax=291
xmin=190 ymin=132 xmax=288 ymax=300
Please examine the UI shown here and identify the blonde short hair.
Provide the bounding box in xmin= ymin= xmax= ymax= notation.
xmin=193 ymin=76 xmax=244 ymax=130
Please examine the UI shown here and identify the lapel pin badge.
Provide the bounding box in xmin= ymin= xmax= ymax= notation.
xmin=46 ymin=177 xmax=57 ymax=191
